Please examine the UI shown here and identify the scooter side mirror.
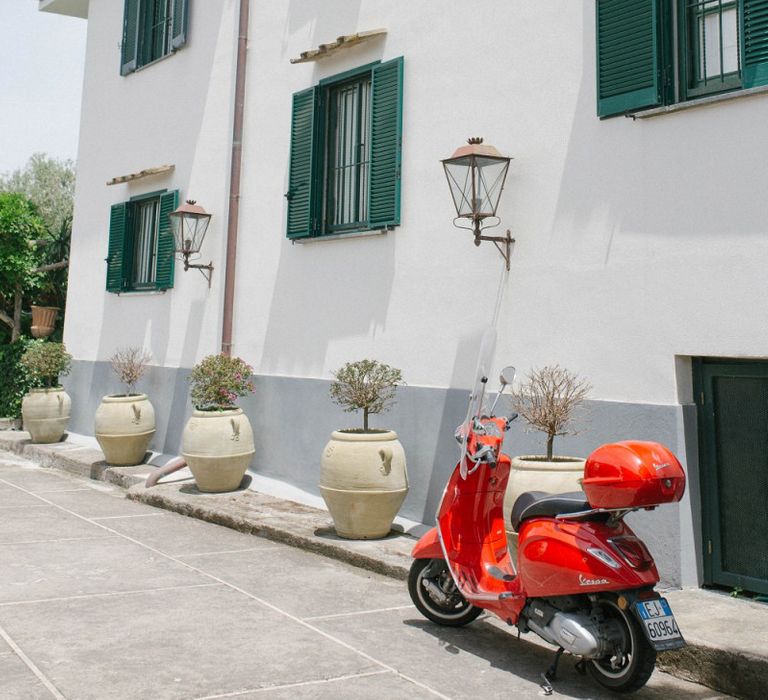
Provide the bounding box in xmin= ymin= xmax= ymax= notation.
xmin=499 ymin=366 xmax=516 ymax=387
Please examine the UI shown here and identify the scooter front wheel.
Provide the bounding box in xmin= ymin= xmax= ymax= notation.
xmin=408 ymin=558 xmax=482 ymax=627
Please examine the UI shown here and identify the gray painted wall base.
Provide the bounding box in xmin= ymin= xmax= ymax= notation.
xmin=64 ymin=360 xmax=700 ymax=588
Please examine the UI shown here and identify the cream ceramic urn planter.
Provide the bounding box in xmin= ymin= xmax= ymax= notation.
xmin=182 ymin=408 xmax=255 ymax=493
xmin=504 ymin=456 xmax=586 ymax=556
xmin=21 ymin=387 xmax=71 ymax=443
xmin=94 ymin=394 xmax=155 ymax=466
xmin=320 ymin=430 xmax=409 ymax=539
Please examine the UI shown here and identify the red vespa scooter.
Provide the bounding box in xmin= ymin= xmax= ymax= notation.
xmin=409 ymin=365 xmax=686 ymax=693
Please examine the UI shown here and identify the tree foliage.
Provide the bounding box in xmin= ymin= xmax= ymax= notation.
xmin=0 ymin=338 xmax=34 ymax=418
xmin=512 ymin=365 xmax=592 ymax=460
xmin=0 ymin=153 xmax=75 ymax=234
xmin=0 ymin=193 xmax=45 ymax=298
xmin=0 ymin=154 xmax=75 ymax=341
xmin=329 ymin=359 xmax=403 ymax=431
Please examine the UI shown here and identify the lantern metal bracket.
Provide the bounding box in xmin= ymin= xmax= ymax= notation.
xmin=182 ymin=255 xmax=214 ymax=288
xmin=474 ymin=229 xmax=514 ymax=271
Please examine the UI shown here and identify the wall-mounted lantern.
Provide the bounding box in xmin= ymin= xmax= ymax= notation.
xmin=442 ymin=137 xmax=514 ymax=270
xmin=169 ymin=200 xmax=214 ymax=287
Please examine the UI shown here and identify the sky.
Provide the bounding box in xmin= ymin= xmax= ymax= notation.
xmin=0 ymin=1 xmax=87 ymax=175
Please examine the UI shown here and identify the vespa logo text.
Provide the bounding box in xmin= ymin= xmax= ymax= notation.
xmin=579 ymin=574 xmax=610 ymax=586
xmin=653 ymin=462 xmax=671 ymax=471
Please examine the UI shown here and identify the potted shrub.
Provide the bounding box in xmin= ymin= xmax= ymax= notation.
xmin=320 ymin=359 xmax=409 ymax=539
xmin=181 ymin=354 xmax=256 ymax=493
xmin=94 ymin=347 xmax=155 ymax=466
xmin=504 ymin=364 xmax=591 ymax=536
xmin=19 ymin=341 xmax=72 ymax=443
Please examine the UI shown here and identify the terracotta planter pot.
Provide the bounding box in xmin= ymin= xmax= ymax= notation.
xmin=30 ymin=305 xmax=59 ymax=339
xmin=94 ymin=394 xmax=155 ymax=466
xmin=320 ymin=430 xmax=409 ymax=539
xmin=21 ymin=387 xmax=71 ymax=443
xmin=182 ymin=408 xmax=255 ymax=493
xmin=504 ymin=455 xmax=585 ymax=557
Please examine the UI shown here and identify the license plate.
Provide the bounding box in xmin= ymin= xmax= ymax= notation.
xmin=634 ymin=598 xmax=685 ymax=650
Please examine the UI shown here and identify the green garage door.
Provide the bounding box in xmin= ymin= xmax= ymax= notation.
xmin=694 ymin=359 xmax=768 ymax=595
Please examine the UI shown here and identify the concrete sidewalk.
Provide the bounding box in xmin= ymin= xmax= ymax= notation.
xmin=1 ymin=430 xmax=766 ymax=699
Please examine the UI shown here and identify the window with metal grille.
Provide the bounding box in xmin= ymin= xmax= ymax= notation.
xmin=682 ymin=0 xmax=742 ymax=97
xmin=131 ymin=198 xmax=160 ymax=288
xmin=106 ymin=190 xmax=178 ymax=293
xmin=596 ymin=0 xmax=768 ymax=118
xmin=325 ymin=77 xmax=372 ymax=232
xmin=120 ymin=0 xmax=188 ymax=75
xmin=286 ymin=58 xmax=404 ymax=240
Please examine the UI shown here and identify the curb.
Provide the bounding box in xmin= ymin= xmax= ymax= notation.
xmin=658 ymin=646 xmax=766 ymax=700
xmin=1 ymin=432 xmax=765 ymax=699
xmin=126 ymin=484 xmax=411 ymax=581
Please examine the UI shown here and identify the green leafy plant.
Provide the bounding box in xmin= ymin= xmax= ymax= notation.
xmin=0 ymin=338 xmax=34 ymax=418
xmin=188 ymin=354 xmax=255 ymax=410
xmin=512 ymin=365 xmax=592 ymax=460
xmin=19 ymin=341 xmax=72 ymax=389
xmin=330 ymin=359 xmax=404 ymax=431
xmin=110 ymin=346 xmax=152 ymax=396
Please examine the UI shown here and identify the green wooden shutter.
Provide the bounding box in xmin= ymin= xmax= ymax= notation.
xmin=742 ymin=0 xmax=768 ymax=88
xmin=107 ymin=203 xmax=128 ymax=292
xmin=368 ymin=57 xmax=404 ymax=229
xmin=121 ymin=0 xmax=141 ymax=76
xmin=171 ymin=0 xmax=189 ymax=50
xmin=155 ymin=190 xmax=178 ymax=290
xmin=286 ymin=87 xmax=318 ymax=239
xmin=596 ymin=0 xmax=662 ymax=117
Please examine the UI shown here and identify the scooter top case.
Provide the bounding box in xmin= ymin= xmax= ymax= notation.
xmin=582 ymin=441 xmax=686 ymax=510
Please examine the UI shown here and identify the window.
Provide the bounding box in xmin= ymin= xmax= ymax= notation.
xmin=596 ymin=0 xmax=768 ymax=117
xmin=106 ymin=190 xmax=177 ymax=293
xmin=120 ymin=0 xmax=189 ymax=75
xmin=286 ymin=57 xmax=404 ymax=239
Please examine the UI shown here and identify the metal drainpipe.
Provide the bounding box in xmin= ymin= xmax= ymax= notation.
xmin=147 ymin=1 xmax=250 ymax=488
xmin=221 ymin=0 xmax=250 ymax=357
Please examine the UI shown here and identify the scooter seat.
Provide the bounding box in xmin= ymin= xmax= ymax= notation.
xmin=510 ymin=491 xmax=591 ymax=531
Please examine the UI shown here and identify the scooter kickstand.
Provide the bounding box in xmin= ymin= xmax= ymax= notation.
xmin=539 ymin=647 xmax=564 ymax=695
xmin=546 ymin=647 xmax=564 ymax=680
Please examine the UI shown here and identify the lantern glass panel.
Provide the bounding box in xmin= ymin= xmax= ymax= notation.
xmin=444 ymin=155 xmax=509 ymax=220
xmin=473 ymin=157 xmax=509 ymax=218
xmin=444 ymin=158 xmax=474 ymax=218
xmin=171 ymin=213 xmax=210 ymax=254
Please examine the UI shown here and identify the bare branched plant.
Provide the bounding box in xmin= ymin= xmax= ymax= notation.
xmin=330 ymin=359 xmax=404 ymax=431
xmin=110 ymin=347 xmax=152 ymax=396
xmin=512 ymin=365 xmax=592 ymax=460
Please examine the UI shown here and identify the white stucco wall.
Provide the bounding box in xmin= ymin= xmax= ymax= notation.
xmin=66 ymin=0 xmax=768 ymax=406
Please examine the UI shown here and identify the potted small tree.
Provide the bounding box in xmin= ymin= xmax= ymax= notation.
xmin=181 ymin=354 xmax=256 ymax=493
xmin=94 ymin=347 xmax=155 ymax=466
xmin=505 ymin=365 xmax=591 ymax=534
xmin=320 ymin=359 xmax=409 ymax=539
xmin=19 ymin=341 xmax=72 ymax=443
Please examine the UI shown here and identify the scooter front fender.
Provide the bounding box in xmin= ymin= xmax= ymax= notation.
xmin=411 ymin=527 xmax=443 ymax=560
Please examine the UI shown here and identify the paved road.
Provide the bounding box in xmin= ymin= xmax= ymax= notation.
xmin=0 ymin=454 xmax=730 ymax=699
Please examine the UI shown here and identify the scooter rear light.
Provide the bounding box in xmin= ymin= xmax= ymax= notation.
xmin=608 ymin=536 xmax=654 ymax=571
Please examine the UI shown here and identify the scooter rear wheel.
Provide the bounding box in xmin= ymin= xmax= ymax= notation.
xmin=408 ymin=558 xmax=482 ymax=627
xmin=587 ymin=598 xmax=656 ymax=693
